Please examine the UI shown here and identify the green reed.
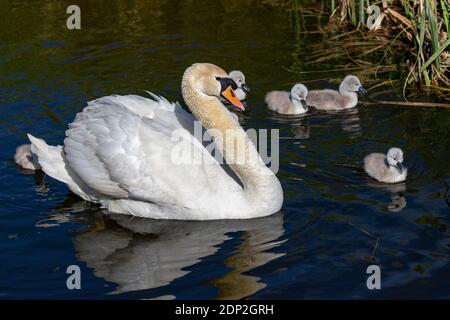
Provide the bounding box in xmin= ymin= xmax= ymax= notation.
xmin=330 ymin=0 xmax=449 ymax=89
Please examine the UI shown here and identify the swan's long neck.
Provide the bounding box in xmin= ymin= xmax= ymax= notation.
xmin=182 ymin=71 xmax=282 ymax=210
xmin=339 ymin=83 xmax=358 ymax=108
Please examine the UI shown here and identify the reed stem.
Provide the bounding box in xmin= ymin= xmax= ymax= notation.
xmin=359 ymin=0 xmax=365 ymax=26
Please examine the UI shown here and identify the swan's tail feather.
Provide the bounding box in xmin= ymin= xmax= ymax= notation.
xmin=27 ymin=134 xmax=71 ymax=184
xmin=27 ymin=134 xmax=96 ymax=202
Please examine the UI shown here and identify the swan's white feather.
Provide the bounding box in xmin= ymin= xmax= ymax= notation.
xmin=23 ymin=62 xmax=285 ymax=220
xmin=26 ymin=88 xmax=282 ymax=220
xmin=27 ymin=134 xmax=98 ymax=202
xmin=50 ymin=93 xmax=242 ymax=218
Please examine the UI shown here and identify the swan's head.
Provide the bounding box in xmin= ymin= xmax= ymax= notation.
xmin=229 ymin=70 xmax=250 ymax=93
xmin=341 ymin=75 xmax=366 ymax=95
xmin=182 ymin=63 xmax=245 ymax=111
xmin=290 ymin=83 xmax=308 ymax=111
xmin=387 ymin=147 xmax=406 ymax=173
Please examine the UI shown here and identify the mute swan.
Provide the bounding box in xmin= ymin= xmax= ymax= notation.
xmin=265 ymin=83 xmax=308 ymax=115
xmin=229 ymin=70 xmax=249 ymax=101
xmin=364 ymin=147 xmax=407 ymax=183
xmin=14 ymin=144 xmax=41 ymax=170
xmin=306 ymin=75 xmax=366 ymax=110
xmin=23 ymin=63 xmax=283 ymax=220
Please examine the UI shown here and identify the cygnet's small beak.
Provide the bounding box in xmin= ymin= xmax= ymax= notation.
xmin=357 ymin=86 xmax=367 ymax=96
xmin=241 ymin=83 xmax=250 ymax=93
xmin=301 ymin=99 xmax=308 ymax=110
xmin=396 ymin=162 xmax=406 ymax=173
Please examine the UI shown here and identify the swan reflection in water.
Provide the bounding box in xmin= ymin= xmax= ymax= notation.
xmin=385 ymin=183 xmax=407 ymax=213
xmin=367 ymin=181 xmax=407 ymax=213
xmin=321 ymin=108 xmax=362 ymax=138
xmin=267 ymin=107 xmax=362 ymax=140
xmin=42 ymin=198 xmax=286 ymax=298
xmin=267 ymin=111 xmax=310 ymax=139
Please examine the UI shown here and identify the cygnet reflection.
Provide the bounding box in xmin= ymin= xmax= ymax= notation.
xmin=267 ymin=112 xmax=310 ymax=139
xmin=367 ymin=181 xmax=407 ymax=212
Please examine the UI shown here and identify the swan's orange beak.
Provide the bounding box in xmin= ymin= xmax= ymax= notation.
xmin=221 ymin=86 xmax=245 ymax=111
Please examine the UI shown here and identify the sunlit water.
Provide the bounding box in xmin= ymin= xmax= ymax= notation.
xmin=1 ymin=1 xmax=449 ymax=299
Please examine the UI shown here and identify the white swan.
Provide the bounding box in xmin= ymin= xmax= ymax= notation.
xmin=364 ymin=147 xmax=407 ymax=183
xmin=265 ymin=83 xmax=308 ymax=115
xmin=306 ymin=75 xmax=366 ymax=110
xmin=23 ymin=63 xmax=283 ymax=220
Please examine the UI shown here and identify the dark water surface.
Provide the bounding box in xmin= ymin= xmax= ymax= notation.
xmin=1 ymin=1 xmax=449 ymax=299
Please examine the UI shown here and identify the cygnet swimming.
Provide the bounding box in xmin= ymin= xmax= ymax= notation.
xmin=229 ymin=70 xmax=250 ymax=101
xmin=306 ymin=75 xmax=366 ymax=110
xmin=265 ymin=83 xmax=308 ymax=115
xmin=14 ymin=144 xmax=41 ymax=170
xmin=364 ymin=147 xmax=407 ymax=183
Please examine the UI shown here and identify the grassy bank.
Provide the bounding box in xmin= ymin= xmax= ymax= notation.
xmin=285 ymin=0 xmax=449 ymax=99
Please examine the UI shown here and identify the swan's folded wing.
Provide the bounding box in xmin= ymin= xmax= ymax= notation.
xmin=64 ymin=94 xmax=223 ymax=208
xmin=306 ymin=89 xmax=344 ymax=109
